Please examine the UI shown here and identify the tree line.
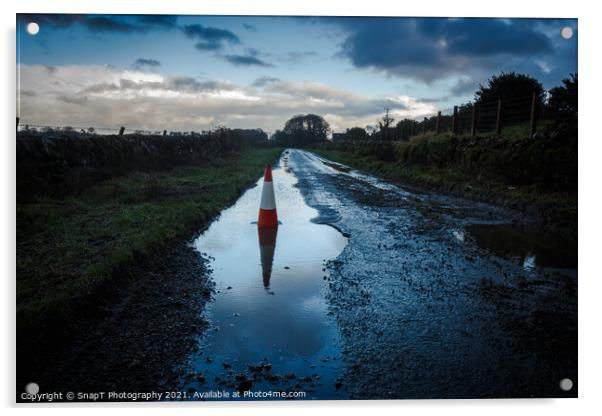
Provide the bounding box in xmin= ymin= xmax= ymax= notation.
xmin=272 ymin=72 xmax=577 ymax=144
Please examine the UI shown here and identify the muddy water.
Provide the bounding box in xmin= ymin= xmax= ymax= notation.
xmin=464 ymin=223 xmax=577 ymax=269
xmin=179 ymin=154 xmax=348 ymax=399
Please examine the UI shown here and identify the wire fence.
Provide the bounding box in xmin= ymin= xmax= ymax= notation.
xmin=402 ymin=92 xmax=555 ymax=140
xmin=342 ymin=92 xmax=570 ymax=143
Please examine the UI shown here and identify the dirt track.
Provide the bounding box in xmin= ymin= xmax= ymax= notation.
xmin=288 ymin=149 xmax=576 ymax=399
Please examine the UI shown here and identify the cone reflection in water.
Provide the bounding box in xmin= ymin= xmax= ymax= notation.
xmin=258 ymin=226 xmax=278 ymax=287
xmin=258 ymin=165 xmax=278 ymax=228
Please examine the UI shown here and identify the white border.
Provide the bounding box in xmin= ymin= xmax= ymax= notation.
xmin=2 ymin=1 xmax=600 ymax=415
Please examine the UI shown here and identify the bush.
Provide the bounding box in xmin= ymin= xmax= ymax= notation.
xmin=314 ymin=129 xmax=577 ymax=192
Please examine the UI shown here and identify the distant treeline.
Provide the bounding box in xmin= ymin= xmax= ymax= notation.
xmin=17 ymin=128 xmax=271 ymax=200
xmin=333 ymin=72 xmax=578 ymax=142
xmin=270 ymin=114 xmax=331 ymax=147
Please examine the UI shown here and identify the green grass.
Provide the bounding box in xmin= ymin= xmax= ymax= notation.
xmin=17 ymin=147 xmax=283 ymax=333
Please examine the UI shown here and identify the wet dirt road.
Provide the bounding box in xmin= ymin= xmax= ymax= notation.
xmin=179 ymin=149 xmax=577 ymax=400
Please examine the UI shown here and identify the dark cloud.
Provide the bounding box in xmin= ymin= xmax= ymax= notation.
xmin=249 ymin=48 xmax=319 ymax=65
xmin=183 ymin=24 xmax=240 ymax=51
xmin=243 ymin=23 xmax=257 ymax=32
xmin=136 ymin=15 xmax=179 ymax=29
xmin=415 ymin=18 xmax=553 ymax=57
xmin=17 ymin=13 xmax=179 ymax=34
xmin=18 ymin=14 xmax=86 ymax=28
xmin=222 ymin=54 xmax=274 ymax=67
xmin=17 ymin=14 xmax=285 ymax=69
xmin=449 ymin=78 xmax=478 ymax=97
xmin=57 ymin=94 xmax=89 ymax=105
xmin=218 ymin=48 xmax=276 ymax=68
xmin=85 ymin=16 xmax=138 ymax=33
xmin=253 ymin=76 xmax=281 ymax=87
xmin=82 ymin=76 xmax=235 ymax=95
xmin=283 ymin=51 xmax=319 ymax=63
xmin=166 ymin=77 xmax=235 ymax=92
xmin=336 ymin=17 xmax=562 ymax=82
xmin=82 ymin=82 xmax=121 ymax=94
xmin=416 ymin=96 xmax=446 ymax=104
xmin=134 ymin=58 xmax=162 ymax=69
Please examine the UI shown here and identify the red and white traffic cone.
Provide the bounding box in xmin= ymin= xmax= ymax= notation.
xmin=258 ymin=165 xmax=278 ymax=228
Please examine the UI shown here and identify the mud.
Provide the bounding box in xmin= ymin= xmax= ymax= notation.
xmin=287 ymin=149 xmax=577 ymax=399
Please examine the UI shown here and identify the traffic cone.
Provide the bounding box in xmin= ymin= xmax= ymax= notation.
xmin=258 ymin=227 xmax=278 ymax=287
xmin=258 ymin=165 xmax=278 ymax=228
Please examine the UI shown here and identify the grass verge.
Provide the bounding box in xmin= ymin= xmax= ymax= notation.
xmin=17 ymin=147 xmax=283 ymax=337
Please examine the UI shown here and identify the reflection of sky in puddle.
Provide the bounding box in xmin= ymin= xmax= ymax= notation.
xmin=523 ymin=254 xmax=536 ymax=271
xmin=311 ymin=154 xmax=412 ymax=196
xmin=181 ymin=159 xmax=348 ymax=399
xmin=452 ymin=230 xmax=465 ymax=243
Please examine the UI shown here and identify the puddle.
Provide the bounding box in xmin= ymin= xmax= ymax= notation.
xmin=452 ymin=229 xmax=465 ymax=243
xmin=179 ymin=156 xmax=348 ymax=399
xmin=465 ymin=223 xmax=577 ymax=269
xmin=321 ymin=160 xmax=352 ymax=173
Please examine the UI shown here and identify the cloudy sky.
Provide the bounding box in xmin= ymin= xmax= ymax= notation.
xmin=16 ymin=14 xmax=577 ymax=134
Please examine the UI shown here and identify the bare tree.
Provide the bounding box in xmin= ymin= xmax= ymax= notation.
xmin=378 ymin=108 xmax=395 ymax=140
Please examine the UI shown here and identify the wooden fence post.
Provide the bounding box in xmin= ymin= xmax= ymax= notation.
xmin=16 ymin=117 xmax=20 ymax=131
xmin=470 ymin=104 xmax=477 ymax=138
xmin=119 ymin=126 xmax=125 ymax=136
xmin=529 ymin=92 xmax=538 ymax=138
xmin=422 ymin=117 xmax=427 ymax=135
xmin=436 ymin=111 xmax=441 ymax=134
xmin=496 ymin=99 xmax=502 ymax=136
xmin=451 ymin=106 xmax=457 ymax=135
